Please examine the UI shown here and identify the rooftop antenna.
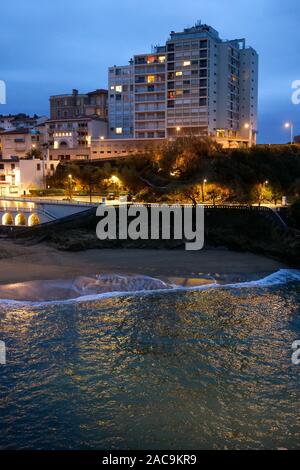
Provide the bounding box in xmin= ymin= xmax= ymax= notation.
xmin=195 ymin=20 xmax=202 ymax=27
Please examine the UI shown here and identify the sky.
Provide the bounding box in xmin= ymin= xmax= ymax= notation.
xmin=0 ymin=0 xmax=299 ymax=143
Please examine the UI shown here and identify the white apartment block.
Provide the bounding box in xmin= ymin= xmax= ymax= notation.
xmin=0 ymin=158 xmax=59 ymax=196
xmin=0 ymin=126 xmax=59 ymax=195
xmin=108 ymin=22 xmax=258 ymax=147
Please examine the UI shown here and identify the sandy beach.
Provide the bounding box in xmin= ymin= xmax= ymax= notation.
xmin=0 ymin=240 xmax=286 ymax=286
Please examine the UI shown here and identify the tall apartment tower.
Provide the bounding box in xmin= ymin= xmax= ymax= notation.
xmin=133 ymin=47 xmax=167 ymax=139
xmin=108 ymin=22 xmax=258 ymax=147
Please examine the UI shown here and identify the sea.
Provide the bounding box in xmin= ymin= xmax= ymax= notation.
xmin=0 ymin=270 xmax=300 ymax=450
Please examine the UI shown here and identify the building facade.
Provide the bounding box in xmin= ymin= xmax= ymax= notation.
xmin=108 ymin=22 xmax=259 ymax=147
xmin=108 ymin=65 xmax=135 ymax=139
xmin=133 ymin=48 xmax=167 ymax=139
xmin=45 ymin=116 xmax=108 ymax=161
xmin=0 ymin=114 xmax=48 ymax=132
xmin=0 ymin=158 xmax=59 ymax=196
xmin=50 ymin=89 xmax=108 ymax=120
xmin=0 ymin=126 xmax=47 ymax=160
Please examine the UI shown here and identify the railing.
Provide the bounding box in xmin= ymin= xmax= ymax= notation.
xmin=0 ymin=196 xmax=97 ymax=207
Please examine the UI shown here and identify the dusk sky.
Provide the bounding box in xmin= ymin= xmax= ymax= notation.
xmin=1 ymin=0 xmax=299 ymax=143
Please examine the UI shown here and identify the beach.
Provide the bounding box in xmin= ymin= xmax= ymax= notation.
xmin=0 ymin=240 xmax=286 ymax=286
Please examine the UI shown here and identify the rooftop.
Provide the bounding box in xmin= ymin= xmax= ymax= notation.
xmin=45 ymin=116 xmax=106 ymax=124
xmin=0 ymin=127 xmax=32 ymax=135
xmin=50 ymin=88 xmax=108 ymax=99
xmin=168 ymin=21 xmax=220 ymax=41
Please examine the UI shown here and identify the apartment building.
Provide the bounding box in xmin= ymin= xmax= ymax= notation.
xmin=50 ymin=89 xmax=108 ymax=120
xmin=0 ymin=114 xmax=48 ymax=132
xmin=0 ymin=126 xmax=46 ymax=160
xmin=45 ymin=116 xmax=108 ymax=161
xmin=134 ymin=48 xmax=167 ymax=139
xmin=108 ymin=65 xmax=135 ymax=138
xmin=0 ymin=158 xmax=59 ymax=196
xmin=108 ymin=21 xmax=258 ymax=148
xmin=0 ymin=122 xmax=61 ymax=195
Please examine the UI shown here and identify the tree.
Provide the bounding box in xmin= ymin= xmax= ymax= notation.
xmin=25 ymin=148 xmax=43 ymax=160
xmin=159 ymin=136 xmax=220 ymax=180
xmin=76 ymin=165 xmax=108 ymax=203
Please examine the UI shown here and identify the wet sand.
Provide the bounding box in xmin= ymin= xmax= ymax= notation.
xmin=0 ymin=240 xmax=287 ymax=288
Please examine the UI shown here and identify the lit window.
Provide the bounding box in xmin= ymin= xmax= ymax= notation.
xmin=116 ymin=128 xmax=123 ymax=134
xmin=147 ymin=56 xmax=155 ymax=64
xmin=183 ymin=61 xmax=191 ymax=67
xmin=158 ymin=56 xmax=166 ymax=63
xmin=115 ymin=85 xmax=123 ymax=93
xmin=175 ymin=71 xmax=183 ymax=76
xmin=110 ymin=86 xmax=115 ymax=90
xmin=147 ymin=75 xmax=155 ymax=84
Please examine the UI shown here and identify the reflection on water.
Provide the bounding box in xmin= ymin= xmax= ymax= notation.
xmin=0 ymin=284 xmax=300 ymax=450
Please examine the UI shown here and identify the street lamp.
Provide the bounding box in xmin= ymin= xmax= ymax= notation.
xmin=284 ymin=122 xmax=294 ymax=144
xmin=201 ymin=179 xmax=207 ymax=203
xmin=259 ymin=180 xmax=269 ymax=206
xmin=66 ymin=174 xmax=74 ymax=201
xmin=111 ymin=175 xmax=120 ymax=194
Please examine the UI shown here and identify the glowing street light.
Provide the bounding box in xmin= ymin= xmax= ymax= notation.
xmin=66 ymin=174 xmax=74 ymax=201
xmin=201 ymin=179 xmax=208 ymax=203
xmin=111 ymin=175 xmax=120 ymax=194
xmin=111 ymin=175 xmax=120 ymax=184
xmin=176 ymin=126 xmax=181 ymax=133
xmin=284 ymin=122 xmax=294 ymax=144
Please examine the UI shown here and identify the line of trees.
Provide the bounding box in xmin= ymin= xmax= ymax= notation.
xmin=47 ymin=137 xmax=300 ymax=207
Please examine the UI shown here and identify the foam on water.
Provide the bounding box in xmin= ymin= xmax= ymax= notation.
xmin=0 ymin=269 xmax=299 ymax=307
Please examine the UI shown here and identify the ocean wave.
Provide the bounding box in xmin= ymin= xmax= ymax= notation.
xmin=0 ymin=269 xmax=299 ymax=307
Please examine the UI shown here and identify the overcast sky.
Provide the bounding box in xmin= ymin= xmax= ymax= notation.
xmin=1 ymin=0 xmax=299 ymax=143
